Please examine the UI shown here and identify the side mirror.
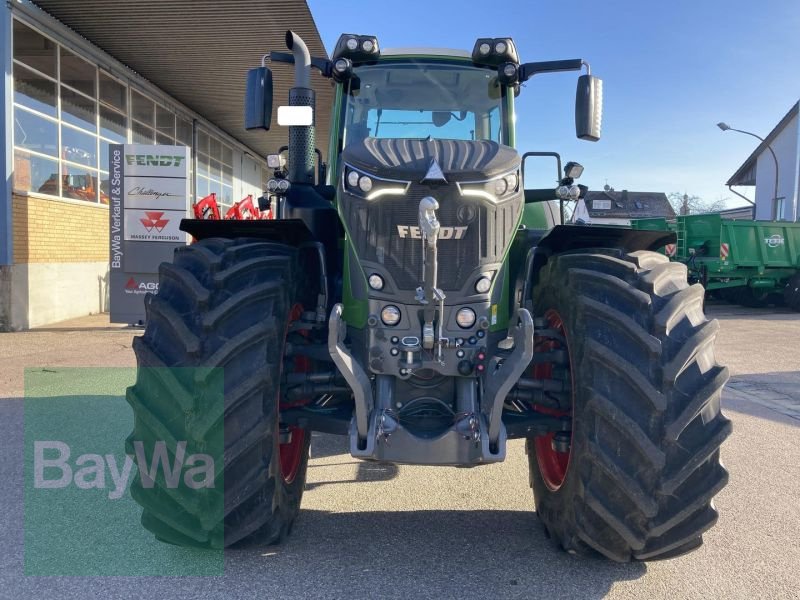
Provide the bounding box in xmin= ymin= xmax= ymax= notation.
xmin=245 ymin=67 xmax=273 ymax=130
xmin=575 ymin=75 xmax=603 ymax=141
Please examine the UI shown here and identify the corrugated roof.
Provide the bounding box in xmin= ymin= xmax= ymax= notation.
xmin=31 ymin=0 xmax=334 ymax=160
xmin=584 ymin=190 xmax=675 ymax=219
xmin=726 ymin=101 xmax=799 ymax=186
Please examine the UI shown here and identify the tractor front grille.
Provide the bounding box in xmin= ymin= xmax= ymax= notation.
xmin=341 ymin=183 xmax=521 ymax=291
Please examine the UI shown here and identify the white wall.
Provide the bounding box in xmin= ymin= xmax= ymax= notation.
xmin=754 ymin=114 xmax=800 ymax=221
xmin=6 ymin=262 xmax=108 ymax=330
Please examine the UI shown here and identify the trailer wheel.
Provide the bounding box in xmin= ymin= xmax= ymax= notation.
xmin=527 ymin=250 xmax=731 ymax=562
xmin=126 ymin=238 xmax=311 ymax=548
xmin=734 ymin=286 xmax=771 ymax=308
xmin=784 ymin=273 xmax=800 ymax=312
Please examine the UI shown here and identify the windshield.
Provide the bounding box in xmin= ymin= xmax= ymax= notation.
xmin=342 ymin=62 xmax=506 ymax=148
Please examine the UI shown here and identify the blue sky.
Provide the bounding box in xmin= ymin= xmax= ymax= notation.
xmin=308 ymin=0 xmax=800 ymax=207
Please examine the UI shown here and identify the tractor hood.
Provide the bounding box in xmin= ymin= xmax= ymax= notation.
xmin=341 ymin=138 xmax=519 ymax=182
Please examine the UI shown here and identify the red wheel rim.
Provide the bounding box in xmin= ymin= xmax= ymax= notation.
xmin=279 ymin=303 xmax=308 ymax=484
xmin=532 ymin=309 xmax=574 ymax=491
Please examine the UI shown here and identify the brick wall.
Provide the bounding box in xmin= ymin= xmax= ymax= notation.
xmin=12 ymin=194 xmax=109 ymax=264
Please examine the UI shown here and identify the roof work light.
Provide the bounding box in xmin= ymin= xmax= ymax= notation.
xmin=332 ymin=34 xmax=380 ymax=63
xmin=471 ymin=38 xmax=519 ymax=66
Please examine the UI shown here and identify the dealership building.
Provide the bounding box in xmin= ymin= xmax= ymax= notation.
xmin=0 ymin=0 xmax=332 ymax=329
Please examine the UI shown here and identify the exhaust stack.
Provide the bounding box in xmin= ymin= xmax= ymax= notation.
xmin=285 ymin=30 xmax=316 ymax=185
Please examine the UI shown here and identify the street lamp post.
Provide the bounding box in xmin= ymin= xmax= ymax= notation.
xmin=717 ymin=122 xmax=781 ymax=219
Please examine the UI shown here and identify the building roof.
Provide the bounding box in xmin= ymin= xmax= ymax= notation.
xmin=716 ymin=205 xmax=755 ymax=220
xmin=583 ymin=190 xmax=676 ymax=219
xmin=726 ymin=101 xmax=800 ymax=186
xmin=29 ymin=0 xmax=334 ymax=160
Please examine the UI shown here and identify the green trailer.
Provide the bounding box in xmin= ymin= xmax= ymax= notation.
xmin=633 ymin=214 xmax=800 ymax=309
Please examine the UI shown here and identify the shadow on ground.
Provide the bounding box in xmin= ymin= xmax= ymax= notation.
xmin=223 ymin=509 xmax=647 ymax=599
xmin=307 ymin=431 xmax=400 ymax=489
xmin=723 ymin=373 xmax=800 ymax=428
xmin=707 ymin=303 xmax=799 ymax=321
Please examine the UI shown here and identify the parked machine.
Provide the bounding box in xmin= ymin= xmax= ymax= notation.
xmin=633 ymin=214 xmax=800 ymax=309
xmin=126 ymin=31 xmax=730 ymax=562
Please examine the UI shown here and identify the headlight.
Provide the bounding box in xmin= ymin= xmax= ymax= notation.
xmin=456 ymin=307 xmax=476 ymax=329
xmin=457 ymin=169 xmax=520 ymax=203
xmin=358 ymin=176 xmax=373 ymax=193
xmin=475 ymin=277 xmax=491 ymax=294
xmin=362 ymin=39 xmax=375 ymax=53
xmin=267 ymin=179 xmax=278 ymax=192
xmin=381 ymin=305 xmax=401 ymax=326
xmin=344 ymin=165 xmax=409 ymax=200
xmin=346 ymin=38 xmax=359 ymax=51
xmin=277 ymin=179 xmax=290 ymax=192
xmin=368 ymin=274 xmax=384 ymax=291
xmin=504 ymin=172 xmax=518 ymax=193
xmin=495 ymin=41 xmax=507 ymax=54
xmin=479 ymin=42 xmax=491 ymax=55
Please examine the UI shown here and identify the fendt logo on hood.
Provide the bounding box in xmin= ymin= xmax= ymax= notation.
xmin=124 ymin=277 xmax=158 ymax=295
xmin=396 ymin=225 xmax=468 ymax=240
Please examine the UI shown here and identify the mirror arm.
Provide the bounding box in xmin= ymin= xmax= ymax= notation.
xmin=268 ymin=52 xmax=333 ymax=78
xmin=519 ymin=59 xmax=584 ymax=83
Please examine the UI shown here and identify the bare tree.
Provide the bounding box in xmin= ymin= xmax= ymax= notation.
xmin=668 ymin=192 xmax=727 ymax=215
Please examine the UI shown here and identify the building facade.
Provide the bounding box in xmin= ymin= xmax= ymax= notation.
xmin=0 ymin=1 xmax=331 ymax=330
xmin=726 ymin=102 xmax=800 ymax=222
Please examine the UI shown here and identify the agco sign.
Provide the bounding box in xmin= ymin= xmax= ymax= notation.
xmin=124 ymin=277 xmax=159 ymax=295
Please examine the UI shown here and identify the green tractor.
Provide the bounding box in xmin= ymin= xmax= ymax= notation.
xmin=127 ymin=30 xmax=731 ymax=561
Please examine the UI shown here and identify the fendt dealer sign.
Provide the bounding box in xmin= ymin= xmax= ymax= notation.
xmin=109 ymin=145 xmax=189 ymax=324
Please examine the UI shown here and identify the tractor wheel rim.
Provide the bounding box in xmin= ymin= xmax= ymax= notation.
xmin=279 ymin=425 xmax=305 ymax=484
xmin=279 ymin=303 xmax=307 ymax=484
xmin=533 ymin=309 xmax=574 ymax=491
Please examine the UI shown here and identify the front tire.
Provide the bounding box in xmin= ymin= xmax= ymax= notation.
xmin=527 ymin=250 xmax=731 ymax=561
xmin=126 ymin=238 xmax=311 ymax=548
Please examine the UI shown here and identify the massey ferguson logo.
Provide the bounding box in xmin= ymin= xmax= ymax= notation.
xmin=764 ymin=234 xmax=785 ymax=248
xmin=139 ymin=211 xmax=169 ymax=233
xmin=124 ymin=277 xmax=159 ymax=295
xmin=396 ymin=225 xmax=468 ymax=240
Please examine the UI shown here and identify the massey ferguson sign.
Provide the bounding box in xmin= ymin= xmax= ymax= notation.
xmin=109 ymin=144 xmax=189 ymax=324
xmin=124 ymin=209 xmax=184 ymax=242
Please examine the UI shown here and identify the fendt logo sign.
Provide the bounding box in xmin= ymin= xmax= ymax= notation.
xmin=764 ymin=234 xmax=785 ymax=248
xmin=396 ymin=225 xmax=469 ymax=240
xmin=125 ymin=154 xmax=185 ymax=168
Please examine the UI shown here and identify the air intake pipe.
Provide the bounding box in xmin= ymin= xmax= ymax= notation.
xmin=285 ymin=30 xmax=316 ymax=185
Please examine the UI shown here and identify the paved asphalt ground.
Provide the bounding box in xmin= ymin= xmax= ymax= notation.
xmin=1 ymin=303 xmax=798 ymax=599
